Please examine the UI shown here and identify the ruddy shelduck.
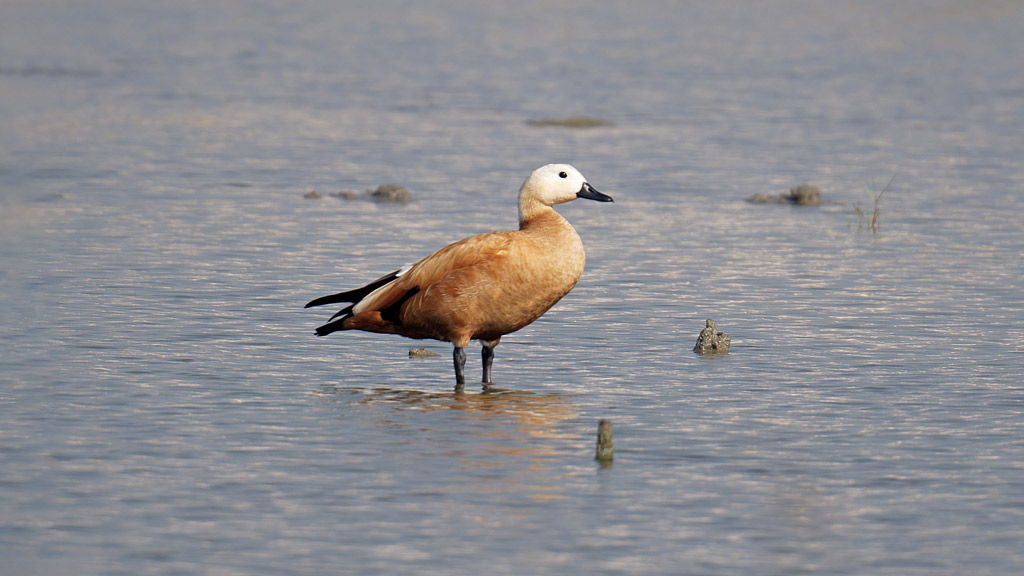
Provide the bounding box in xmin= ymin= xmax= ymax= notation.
xmin=305 ymin=164 xmax=613 ymax=386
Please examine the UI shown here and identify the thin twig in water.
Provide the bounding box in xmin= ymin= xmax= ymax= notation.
xmin=859 ymin=171 xmax=897 ymax=233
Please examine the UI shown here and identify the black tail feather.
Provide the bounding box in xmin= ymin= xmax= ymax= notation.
xmin=315 ymin=316 xmax=349 ymax=337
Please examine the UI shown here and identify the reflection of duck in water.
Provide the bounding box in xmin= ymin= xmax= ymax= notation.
xmin=326 ymin=385 xmax=579 ymax=441
xmin=319 ymin=385 xmax=582 ymax=501
xmin=305 ymin=164 xmax=613 ymax=388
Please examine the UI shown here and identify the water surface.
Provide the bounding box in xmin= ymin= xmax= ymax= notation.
xmin=2 ymin=1 xmax=1023 ymax=574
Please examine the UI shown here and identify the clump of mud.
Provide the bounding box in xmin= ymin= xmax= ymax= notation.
xmin=409 ymin=347 xmax=440 ymax=358
xmin=367 ymin=184 xmax=411 ymax=204
xmin=746 ymin=183 xmax=821 ymax=206
xmin=694 ymin=319 xmax=731 ymax=354
xmin=525 ymin=115 xmax=614 ymax=128
xmin=304 ymin=184 xmax=411 ymax=205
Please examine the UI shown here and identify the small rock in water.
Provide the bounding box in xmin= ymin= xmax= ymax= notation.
xmin=744 ymin=192 xmax=782 ymax=204
xmin=369 ymin=184 xmax=411 ymax=204
xmin=303 ymin=190 xmax=323 ymax=199
xmin=745 ymin=183 xmax=821 ymax=206
xmin=785 ymin=183 xmax=821 ymax=206
xmin=526 ymin=115 xmax=614 ymax=128
xmin=409 ymin=347 xmax=440 ymax=358
xmin=694 ymin=319 xmax=731 ymax=354
xmin=596 ymin=419 xmax=614 ymax=463
xmin=329 ymin=190 xmax=360 ymax=200
xmin=327 ymin=184 xmax=411 ymax=204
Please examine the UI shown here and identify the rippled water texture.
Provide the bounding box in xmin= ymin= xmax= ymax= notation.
xmin=2 ymin=1 xmax=1023 ymax=574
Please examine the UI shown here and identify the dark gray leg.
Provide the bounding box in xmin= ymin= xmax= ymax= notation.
xmin=453 ymin=347 xmax=466 ymax=386
xmin=482 ymin=345 xmax=495 ymax=384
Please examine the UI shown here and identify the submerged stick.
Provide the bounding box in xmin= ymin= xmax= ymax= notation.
xmin=596 ymin=419 xmax=614 ymax=463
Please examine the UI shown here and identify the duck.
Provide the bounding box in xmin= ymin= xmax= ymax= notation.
xmin=305 ymin=163 xmax=613 ymax=387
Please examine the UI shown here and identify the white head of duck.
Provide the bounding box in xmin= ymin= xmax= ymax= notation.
xmin=518 ymin=163 xmax=613 ymax=223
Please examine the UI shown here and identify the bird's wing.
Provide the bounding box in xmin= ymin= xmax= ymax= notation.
xmin=352 ymin=230 xmax=517 ymax=316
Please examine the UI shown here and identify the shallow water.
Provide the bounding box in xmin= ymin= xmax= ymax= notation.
xmin=2 ymin=1 xmax=1023 ymax=574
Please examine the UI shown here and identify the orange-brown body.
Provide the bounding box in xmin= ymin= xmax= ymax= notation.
xmin=342 ymin=211 xmax=584 ymax=348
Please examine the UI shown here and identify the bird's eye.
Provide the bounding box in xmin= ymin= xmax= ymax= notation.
xmin=559 ymin=171 xmax=568 ymax=178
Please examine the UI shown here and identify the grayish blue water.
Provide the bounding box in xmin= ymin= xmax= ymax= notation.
xmin=2 ymin=1 xmax=1023 ymax=574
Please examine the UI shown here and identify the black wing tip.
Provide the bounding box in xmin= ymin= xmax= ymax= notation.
xmin=304 ymin=268 xmax=403 ymax=310
xmin=305 ymin=294 xmax=340 ymax=309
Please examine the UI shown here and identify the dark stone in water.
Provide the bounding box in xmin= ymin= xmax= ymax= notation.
xmin=322 ymin=184 xmax=411 ymax=204
xmin=694 ymin=319 xmax=731 ymax=354
xmin=746 ymin=183 xmax=821 ymax=206
xmin=786 ymin=183 xmax=821 ymax=206
xmin=596 ymin=419 xmax=614 ymax=463
xmin=328 ymin=190 xmax=360 ymax=200
xmin=369 ymin=184 xmax=411 ymax=205
xmin=525 ymin=115 xmax=614 ymax=128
